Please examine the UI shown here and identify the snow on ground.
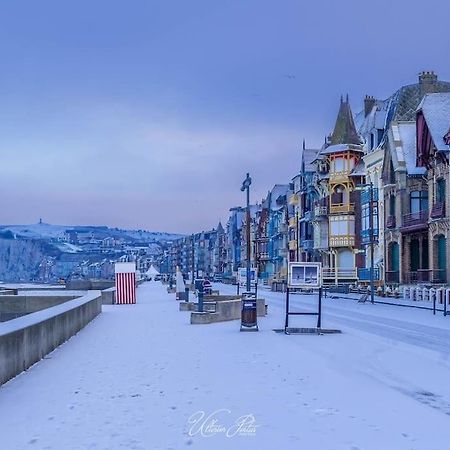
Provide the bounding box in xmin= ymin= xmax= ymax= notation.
xmin=1 ymin=282 xmax=450 ymax=449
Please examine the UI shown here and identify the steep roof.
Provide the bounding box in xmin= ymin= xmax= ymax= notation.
xmin=330 ymin=96 xmax=362 ymax=145
xmin=388 ymin=122 xmax=426 ymax=176
xmin=417 ymin=93 xmax=450 ymax=152
xmin=391 ymin=79 xmax=450 ymax=122
xmin=357 ymin=72 xmax=450 ymax=151
xmin=301 ymin=141 xmax=320 ymax=172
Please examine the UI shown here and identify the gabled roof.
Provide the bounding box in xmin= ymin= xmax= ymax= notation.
xmin=417 ymin=93 xmax=450 ymax=152
xmin=388 ymin=122 xmax=426 ymax=176
xmin=330 ymin=96 xmax=362 ymax=145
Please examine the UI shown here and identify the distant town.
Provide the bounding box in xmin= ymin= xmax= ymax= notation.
xmin=0 ymin=221 xmax=182 ymax=283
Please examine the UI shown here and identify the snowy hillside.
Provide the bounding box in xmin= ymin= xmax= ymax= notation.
xmin=0 ymin=223 xmax=183 ymax=243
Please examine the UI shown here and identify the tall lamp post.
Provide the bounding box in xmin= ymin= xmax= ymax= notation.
xmin=241 ymin=173 xmax=252 ymax=292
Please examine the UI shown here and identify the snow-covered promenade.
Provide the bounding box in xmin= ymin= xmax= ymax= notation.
xmin=1 ymin=282 xmax=450 ymax=450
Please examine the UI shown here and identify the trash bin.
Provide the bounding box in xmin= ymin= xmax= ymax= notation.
xmin=240 ymin=293 xmax=258 ymax=331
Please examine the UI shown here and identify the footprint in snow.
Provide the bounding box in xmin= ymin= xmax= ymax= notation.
xmin=314 ymin=408 xmax=339 ymax=416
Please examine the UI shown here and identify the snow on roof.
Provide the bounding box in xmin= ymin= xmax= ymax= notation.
xmin=392 ymin=123 xmax=426 ymax=176
xmin=350 ymin=160 xmax=366 ymax=177
xmin=417 ymin=93 xmax=450 ymax=152
xmin=320 ymin=143 xmax=364 ymax=155
xmin=269 ymin=184 xmax=290 ymax=210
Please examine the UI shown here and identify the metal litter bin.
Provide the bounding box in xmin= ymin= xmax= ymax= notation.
xmin=240 ymin=293 xmax=258 ymax=331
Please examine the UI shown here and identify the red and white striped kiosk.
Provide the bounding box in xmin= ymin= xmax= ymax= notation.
xmin=115 ymin=262 xmax=137 ymax=304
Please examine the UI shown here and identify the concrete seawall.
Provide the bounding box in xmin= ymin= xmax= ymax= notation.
xmin=0 ymin=291 xmax=102 ymax=386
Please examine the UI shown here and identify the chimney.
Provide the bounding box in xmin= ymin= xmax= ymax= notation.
xmin=364 ymin=95 xmax=376 ymax=117
xmin=419 ymin=71 xmax=438 ymax=94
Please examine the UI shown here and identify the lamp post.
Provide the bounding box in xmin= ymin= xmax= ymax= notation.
xmin=241 ymin=173 xmax=252 ymax=292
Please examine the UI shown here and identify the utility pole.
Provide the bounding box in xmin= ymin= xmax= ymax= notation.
xmin=241 ymin=173 xmax=252 ymax=292
xmin=191 ymin=235 xmax=195 ymax=285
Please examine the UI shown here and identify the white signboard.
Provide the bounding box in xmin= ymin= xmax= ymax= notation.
xmin=238 ymin=267 xmax=257 ymax=286
xmin=288 ymin=262 xmax=322 ymax=288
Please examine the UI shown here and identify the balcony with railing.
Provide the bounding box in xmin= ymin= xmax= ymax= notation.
xmin=386 ymin=215 xmax=396 ymax=229
xmin=430 ymin=202 xmax=445 ymax=219
xmin=329 ymin=203 xmax=355 ymax=214
xmin=403 ymin=269 xmax=431 ymax=284
xmin=402 ymin=210 xmax=428 ymax=231
xmin=314 ymin=204 xmax=328 ymax=217
xmin=329 ymin=170 xmax=352 ymax=182
xmin=329 ymin=235 xmax=355 ymax=247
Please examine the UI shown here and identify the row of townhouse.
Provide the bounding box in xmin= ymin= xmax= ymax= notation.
xmin=293 ymin=71 xmax=450 ymax=287
xmin=159 ymin=71 xmax=450 ymax=288
xmin=163 ymin=224 xmax=227 ymax=279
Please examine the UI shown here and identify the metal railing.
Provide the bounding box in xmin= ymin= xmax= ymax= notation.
xmin=402 ymin=211 xmax=428 ymax=229
xmin=314 ymin=205 xmax=328 ymax=217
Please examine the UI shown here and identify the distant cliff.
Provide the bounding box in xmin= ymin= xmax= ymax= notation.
xmin=0 ymin=237 xmax=56 ymax=282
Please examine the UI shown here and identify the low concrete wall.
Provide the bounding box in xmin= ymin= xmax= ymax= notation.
xmin=190 ymin=298 xmax=266 ymax=324
xmin=0 ymin=294 xmax=81 ymax=317
xmin=66 ymin=279 xmax=114 ymax=291
xmin=101 ymin=287 xmax=115 ymax=305
xmin=0 ymin=290 xmax=16 ymax=296
xmin=0 ymin=291 xmax=102 ymax=385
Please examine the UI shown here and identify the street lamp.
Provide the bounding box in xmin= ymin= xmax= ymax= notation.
xmin=241 ymin=173 xmax=252 ymax=292
xmin=356 ymin=181 xmax=376 ymax=304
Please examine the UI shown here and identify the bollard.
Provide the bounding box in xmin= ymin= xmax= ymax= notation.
xmin=403 ymin=286 xmax=410 ymax=300
xmin=429 ymin=288 xmax=436 ymax=304
xmin=433 ymin=295 xmax=436 ymax=315
xmin=185 ymin=287 xmax=189 ymax=303
xmin=198 ymin=282 xmax=204 ymax=312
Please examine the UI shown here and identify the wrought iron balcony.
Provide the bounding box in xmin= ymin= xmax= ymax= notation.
xmin=386 ymin=215 xmax=396 ymax=229
xmin=303 ymin=210 xmax=314 ymax=221
xmin=402 ymin=211 xmax=428 ymax=231
xmin=357 ymin=267 xmax=380 ymax=281
xmin=258 ymin=252 xmax=270 ymax=261
xmin=430 ymin=202 xmax=445 ymax=219
xmin=314 ymin=205 xmax=328 ymax=217
xmin=404 ymin=269 xmax=431 ymax=284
